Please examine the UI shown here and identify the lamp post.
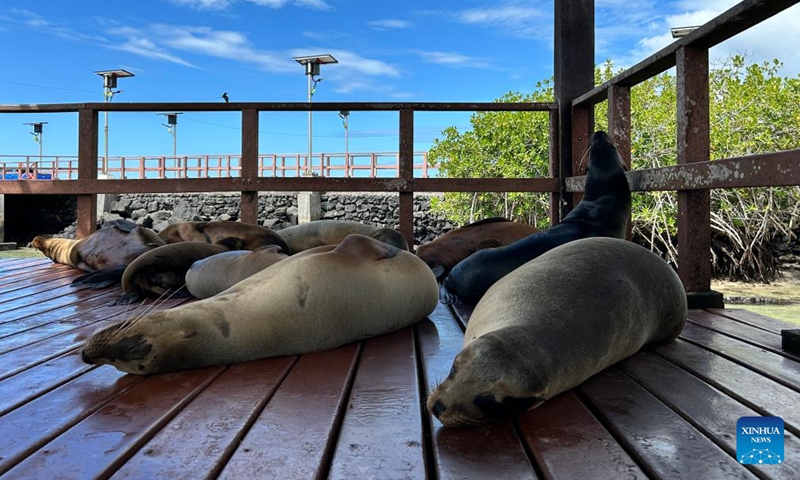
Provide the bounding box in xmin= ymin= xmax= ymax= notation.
xmin=670 ymin=26 xmax=699 ymax=38
xmin=94 ymin=69 xmax=134 ymax=177
xmin=338 ymin=110 xmax=349 ymax=175
xmin=157 ymin=112 xmax=183 ymax=177
xmin=292 ymin=54 xmax=338 ymax=176
xmin=24 ymin=122 xmax=48 ymax=171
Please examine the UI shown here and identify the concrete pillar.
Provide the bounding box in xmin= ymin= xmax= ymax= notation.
xmin=297 ymin=191 xmax=321 ymax=224
xmin=96 ymin=174 xmax=116 ymax=222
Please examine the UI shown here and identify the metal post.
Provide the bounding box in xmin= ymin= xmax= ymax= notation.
xmin=173 ymin=122 xmax=178 ymax=177
xmin=307 ymin=73 xmax=312 ymax=175
xmin=103 ymin=97 xmax=109 ymax=176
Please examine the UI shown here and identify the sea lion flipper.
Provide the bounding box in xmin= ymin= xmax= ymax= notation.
xmin=439 ymin=283 xmax=461 ymax=305
xmin=476 ymin=238 xmax=504 ymax=250
xmin=72 ymin=264 xmax=127 ymax=289
xmin=114 ymin=292 xmax=142 ymax=305
xmin=431 ymin=264 xmax=446 ymax=280
xmin=335 ymin=234 xmax=400 ymax=260
xmin=109 ymin=219 xmax=138 ymax=233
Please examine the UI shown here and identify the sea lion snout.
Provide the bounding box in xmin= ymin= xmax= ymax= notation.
xmin=80 ymin=349 xmax=95 ymax=365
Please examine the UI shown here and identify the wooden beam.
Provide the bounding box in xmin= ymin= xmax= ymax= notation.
xmin=607 ymin=85 xmax=632 ymax=239
xmin=398 ymin=109 xmax=414 ymax=248
xmin=676 ymin=45 xmax=713 ymax=298
xmin=76 ymin=109 xmax=98 ymax=239
xmin=555 ymin=0 xmax=594 ymax=217
xmin=240 ymin=109 xmax=259 ymax=225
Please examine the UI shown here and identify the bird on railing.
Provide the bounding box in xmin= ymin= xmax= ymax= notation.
xmin=220 ymin=92 xmax=229 ymax=103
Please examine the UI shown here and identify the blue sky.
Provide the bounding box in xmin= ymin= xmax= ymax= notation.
xmin=1 ymin=0 xmax=799 ymax=164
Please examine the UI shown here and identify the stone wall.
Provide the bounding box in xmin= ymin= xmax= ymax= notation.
xmin=86 ymin=192 xmax=454 ymax=247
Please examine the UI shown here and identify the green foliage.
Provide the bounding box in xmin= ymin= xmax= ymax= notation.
xmin=430 ymin=55 xmax=800 ymax=281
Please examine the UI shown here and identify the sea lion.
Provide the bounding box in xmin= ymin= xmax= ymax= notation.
xmin=81 ymin=234 xmax=439 ymax=374
xmin=30 ymin=220 xmax=165 ymax=272
xmin=440 ymin=131 xmax=631 ymax=304
xmin=157 ymin=221 xmax=290 ymax=253
xmin=185 ymin=245 xmax=289 ymax=299
xmin=276 ymin=220 xmax=408 ymax=253
xmin=116 ymin=242 xmax=232 ymax=304
xmin=428 ymin=237 xmax=687 ymax=427
xmin=415 ymin=217 xmax=540 ymax=280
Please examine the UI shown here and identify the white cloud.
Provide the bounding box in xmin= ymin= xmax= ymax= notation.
xmin=113 ymin=38 xmax=198 ymax=68
xmin=416 ymin=51 xmax=491 ymax=69
xmin=168 ymin=0 xmax=233 ymax=10
xmin=634 ymin=2 xmax=800 ymax=75
xmin=452 ymin=2 xmax=548 ymax=40
xmin=292 ymin=48 xmax=401 ymax=78
xmin=368 ymin=19 xmax=412 ymax=30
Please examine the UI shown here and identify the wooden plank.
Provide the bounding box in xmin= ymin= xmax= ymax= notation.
xmin=329 ymin=328 xmax=426 ymax=479
xmin=219 ymin=344 xmax=359 ymax=479
xmin=577 ymin=367 xmax=758 ymax=479
xmin=0 ymin=297 xmax=189 ymax=379
xmin=0 ymin=258 xmax=53 ymax=275
xmin=517 ymin=391 xmax=645 ymax=479
xmin=708 ymin=308 xmax=798 ymax=335
xmin=450 ymin=303 xmax=474 ymax=330
xmin=620 ymin=351 xmax=800 ymax=479
xmin=0 ymin=276 xmax=91 ymax=316
xmin=0 ymin=289 xmax=124 ymax=344
xmin=0 ymin=267 xmax=79 ymax=290
xmin=688 ymin=310 xmax=800 ymax=361
xmin=0 ymin=351 xmax=94 ymax=416
xmin=680 ymin=322 xmax=800 ymax=392
xmin=417 ymin=303 xmax=537 ymax=479
xmin=112 ymin=357 xmax=296 ymax=479
xmin=0 ymin=367 xmax=143 ymax=475
xmin=656 ymin=339 xmax=800 ymax=433
xmin=0 ymin=284 xmax=125 ymax=321
xmin=3 ymin=366 xmax=225 ymax=479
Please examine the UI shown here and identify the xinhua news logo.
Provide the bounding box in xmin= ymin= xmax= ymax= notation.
xmin=737 ymin=416 xmax=784 ymax=465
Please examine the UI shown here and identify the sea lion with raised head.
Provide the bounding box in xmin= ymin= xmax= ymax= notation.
xmin=440 ymin=131 xmax=631 ymax=305
xmin=157 ymin=221 xmax=290 ymax=253
xmin=276 ymin=220 xmax=408 ymax=253
xmin=81 ymin=234 xmax=439 ymax=374
xmin=31 ymin=220 xmax=165 ymax=272
xmin=428 ymin=237 xmax=687 ymax=427
xmin=185 ymin=245 xmax=289 ymax=299
xmin=415 ymin=217 xmax=540 ymax=280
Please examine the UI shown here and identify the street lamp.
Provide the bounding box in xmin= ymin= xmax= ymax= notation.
xmin=293 ymin=54 xmax=338 ymax=175
xmin=338 ymin=110 xmax=349 ymax=174
xmin=157 ymin=112 xmax=183 ymax=177
xmin=670 ymin=26 xmax=699 ymax=38
xmin=94 ymin=69 xmax=134 ymax=177
xmin=24 ymin=122 xmax=48 ymax=171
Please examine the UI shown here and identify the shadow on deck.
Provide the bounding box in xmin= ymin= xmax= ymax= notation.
xmin=0 ymin=258 xmax=798 ymax=479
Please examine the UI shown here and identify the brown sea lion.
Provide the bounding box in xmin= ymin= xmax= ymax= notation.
xmin=116 ymin=242 xmax=232 ymax=304
xmin=428 ymin=238 xmax=687 ymax=427
xmin=185 ymin=246 xmax=289 ymax=299
xmin=276 ymin=220 xmax=408 ymax=253
xmin=440 ymin=131 xmax=632 ymax=305
xmin=30 ymin=220 xmax=165 ymax=272
xmin=415 ymin=217 xmax=540 ymax=280
xmin=157 ymin=221 xmax=290 ymax=253
xmin=80 ymin=234 xmax=439 ymax=375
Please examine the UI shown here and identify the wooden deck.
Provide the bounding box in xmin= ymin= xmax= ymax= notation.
xmin=0 ymin=257 xmax=799 ymax=479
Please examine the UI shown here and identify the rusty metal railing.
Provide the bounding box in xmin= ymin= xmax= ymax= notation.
xmin=0 ymin=102 xmax=559 ymax=247
xmin=569 ymin=0 xmax=800 ymax=306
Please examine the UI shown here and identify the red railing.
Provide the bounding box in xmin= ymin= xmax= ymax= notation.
xmin=0 ymin=151 xmax=433 ymax=180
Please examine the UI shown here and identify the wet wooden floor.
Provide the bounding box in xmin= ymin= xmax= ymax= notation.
xmin=0 ymin=257 xmax=799 ymax=479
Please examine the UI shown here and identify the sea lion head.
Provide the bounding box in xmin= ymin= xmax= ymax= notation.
xmin=80 ymin=305 xmax=230 ymax=375
xmin=367 ymin=227 xmax=409 ymax=251
xmin=427 ymin=329 xmax=545 ymax=427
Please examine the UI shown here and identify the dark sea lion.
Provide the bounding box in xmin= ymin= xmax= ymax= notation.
xmin=116 ymin=242 xmax=231 ymax=304
xmin=440 ymin=131 xmax=631 ymax=304
xmin=428 ymin=238 xmax=687 ymax=427
xmin=415 ymin=217 xmax=540 ymax=280
xmin=276 ymin=220 xmax=408 ymax=253
xmin=157 ymin=221 xmax=290 ymax=253
xmin=31 ymin=220 xmax=165 ymax=272
xmin=185 ymin=246 xmax=289 ymax=299
xmin=81 ymin=234 xmax=439 ymax=375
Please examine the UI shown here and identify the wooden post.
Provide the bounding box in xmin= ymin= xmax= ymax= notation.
xmin=554 ymin=0 xmax=594 ymax=219
xmin=607 ymin=85 xmax=632 ymax=240
xmin=398 ymin=109 xmax=414 ymax=249
xmin=76 ymin=109 xmax=98 ymax=239
xmin=548 ymin=109 xmax=560 ymax=227
xmin=571 ymin=105 xmax=591 ymax=207
xmin=676 ymin=45 xmax=723 ymax=308
xmin=240 ymin=109 xmax=259 ymax=225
